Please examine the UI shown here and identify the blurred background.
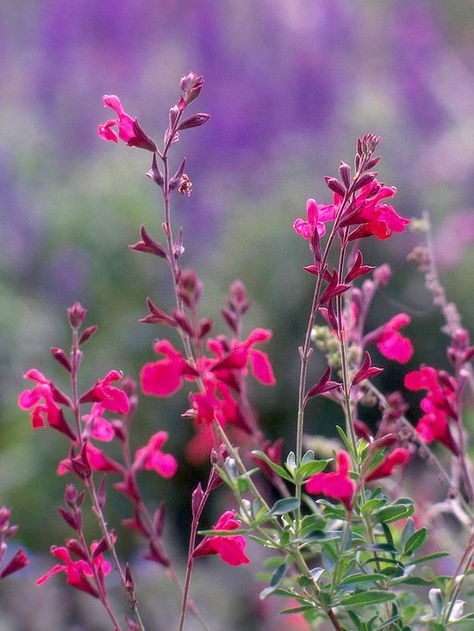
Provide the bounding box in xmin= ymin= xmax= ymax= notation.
xmin=0 ymin=0 xmax=473 ymax=628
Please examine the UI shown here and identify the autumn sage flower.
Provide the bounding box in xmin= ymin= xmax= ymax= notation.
xmin=306 ymin=451 xmax=355 ymax=509
xmin=36 ymin=543 xmax=111 ymax=598
xmin=134 ymin=431 xmax=178 ymax=478
xmin=97 ymin=95 xmax=157 ymax=152
xmin=366 ymin=447 xmax=410 ymax=482
xmin=293 ymin=198 xmax=336 ymax=239
xmin=193 ymin=511 xmax=250 ymax=566
xmin=367 ymin=313 xmax=414 ymax=364
xmin=405 ymin=366 xmax=459 ymax=454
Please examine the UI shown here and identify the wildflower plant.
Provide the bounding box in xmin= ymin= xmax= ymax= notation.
xmin=13 ymin=72 xmax=474 ymax=630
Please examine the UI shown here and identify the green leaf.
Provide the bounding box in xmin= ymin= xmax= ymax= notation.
xmin=340 ymin=572 xmax=386 ymax=586
xmin=347 ymin=610 xmax=366 ymax=631
xmin=259 ymin=561 xmax=289 ymax=599
xmin=251 ymin=450 xmax=294 ymax=482
xmin=393 ymin=576 xmax=437 ymax=587
xmin=336 ymin=425 xmax=356 ymax=457
xmin=403 ymin=528 xmax=427 ymax=556
xmin=270 ymin=497 xmax=300 ymax=515
xmin=411 ymin=552 xmax=449 ymax=565
xmin=298 ymin=460 xmax=331 ymax=480
xmin=400 ymin=518 xmax=415 ymax=548
xmin=295 ymin=530 xmax=341 ymax=543
xmin=301 ymin=450 xmax=315 ymax=464
xmin=377 ymin=503 xmax=414 ymax=524
xmin=286 ymin=451 xmax=296 ymax=473
xmin=299 ymin=514 xmax=326 ymax=536
xmin=340 ymin=591 xmax=397 ymax=607
xmin=281 ymin=605 xmax=316 ymax=615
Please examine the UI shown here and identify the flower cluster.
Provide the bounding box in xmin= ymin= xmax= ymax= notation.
xmin=405 ymin=366 xmax=459 ymax=454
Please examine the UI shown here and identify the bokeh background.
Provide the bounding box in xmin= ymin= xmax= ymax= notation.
xmin=1 ymin=0 xmax=474 ymax=628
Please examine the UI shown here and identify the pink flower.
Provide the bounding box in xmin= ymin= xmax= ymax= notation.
xmin=209 ymin=328 xmax=276 ymax=386
xmin=405 ymin=367 xmax=459 ymax=454
xmin=293 ymin=198 xmax=335 ymax=240
xmin=36 ymin=544 xmax=110 ymax=598
xmin=134 ymin=431 xmax=177 ymax=478
xmin=98 ymin=95 xmax=156 ymax=151
xmin=337 ymin=180 xmax=410 ymax=240
xmin=371 ymin=313 xmax=414 ymax=364
xmin=141 ymin=340 xmax=196 ymax=397
xmin=82 ymin=370 xmax=130 ymax=414
xmin=193 ymin=511 xmax=250 ymax=566
xmin=18 ymin=369 xmax=75 ymax=440
xmin=366 ymin=448 xmax=410 ymax=482
xmin=82 ymin=403 xmax=115 ymax=442
xmin=306 ymin=451 xmax=355 ymax=509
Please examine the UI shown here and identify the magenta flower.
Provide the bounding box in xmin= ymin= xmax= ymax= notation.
xmin=82 ymin=370 xmax=130 ymax=414
xmin=293 ymin=198 xmax=336 ymax=240
xmin=193 ymin=511 xmax=250 ymax=566
xmin=405 ymin=366 xmax=459 ymax=454
xmin=141 ymin=340 xmax=196 ymax=397
xmin=366 ymin=448 xmax=410 ymax=482
xmin=134 ymin=431 xmax=177 ymax=478
xmin=82 ymin=403 xmax=115 ymax=442
xmin=306 ymin=451 xmax=355 ymax=509
xmin=371 ymin=313 xmax=414 ymax=364
xmin=36 ymin=544 xmax=111 ymax=598
xmin=98 ymin=95 xmax=156 ymax=151
xmin=18 ymin=369 xmax=75 ymax=439
xmin=337 ymin=180 xmax=410 ymax=240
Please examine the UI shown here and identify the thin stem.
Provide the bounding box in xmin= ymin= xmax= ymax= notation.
xmin=88 ymin=482 xmax=147 ymax=631
xmin=177 ymin=487 xmax=211 ymax=631
xmin=443 ymin=528 xmax=474 ymax=624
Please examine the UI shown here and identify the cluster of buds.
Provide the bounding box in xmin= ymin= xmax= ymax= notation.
xmin=0 ymin=507 xmax=29 ymax=580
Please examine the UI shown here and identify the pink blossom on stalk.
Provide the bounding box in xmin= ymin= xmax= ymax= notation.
xmin=18 ymin=369 xmax=75 ymax=439
xmin=404 ymin=366 xmax=459 ymax=454
xmin=98 ymin=95 xmax=157 ymax=151
xmin=0 ymin=549 xmax=29 ymax=579
xmin=366 ymin=448 xmax=410 ymax=482
xmin=57 ymin=442 xmax=123 ymax=476
xmin=36 ymin=544 xmax=111 ymax=598
xmin=82 ymin=370 xmax=130 ymax=414
xmin=141 ymin=340 xmax=196 ymax=397
xmin=293 ymin=198 xmax=335 ymax=240
xmin=134 ymin=431 xmax=177 ymax=478
xmin=193 ymin=511 xmax=250 ymax=566
xmin=82 ymin=403 xmax=115 ymax=442
xmin=337 ymin=180 xmax=410 ymax=240
xmin=306 ymin=451 xmax=355 ymax=509
xmin=372 ymin=313 xmax=414 ymax=364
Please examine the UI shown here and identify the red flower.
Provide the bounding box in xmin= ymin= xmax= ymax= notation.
xmin=209 ymin=328 xmax=276 ymax=386
xmin=405 ymin=367 xmax=459 ymax=454
xmin=366 ymin=448 xmax=410 ymax=482
xmin=18 ymin=369 xmax=75 ymax=440
xmin=83 ymin=370 xmax=130 ymax=414
xmin=82 ymin=403 xmax=115 ymax=442
xmin=306 ymin=451 xmax=355 ymax=509
xmin=371 ymin=313 xmax=414 ymax=364
xmin=337 ymin=180 xmax=410 ymax=240
xmin=293 ymin=198 xmax=336 ymax=240
xmin=98 ymin=95 xmax=156 ymax=151
xmin=36 ymin=543 xmax=110 ymax=598
xmin=141 ymin=340 xmax=196 ymax=397
xmin=193 ymin=511 xmax=250 ymax=566
xmin=134 ymin=431 xmax=177 ymax=478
